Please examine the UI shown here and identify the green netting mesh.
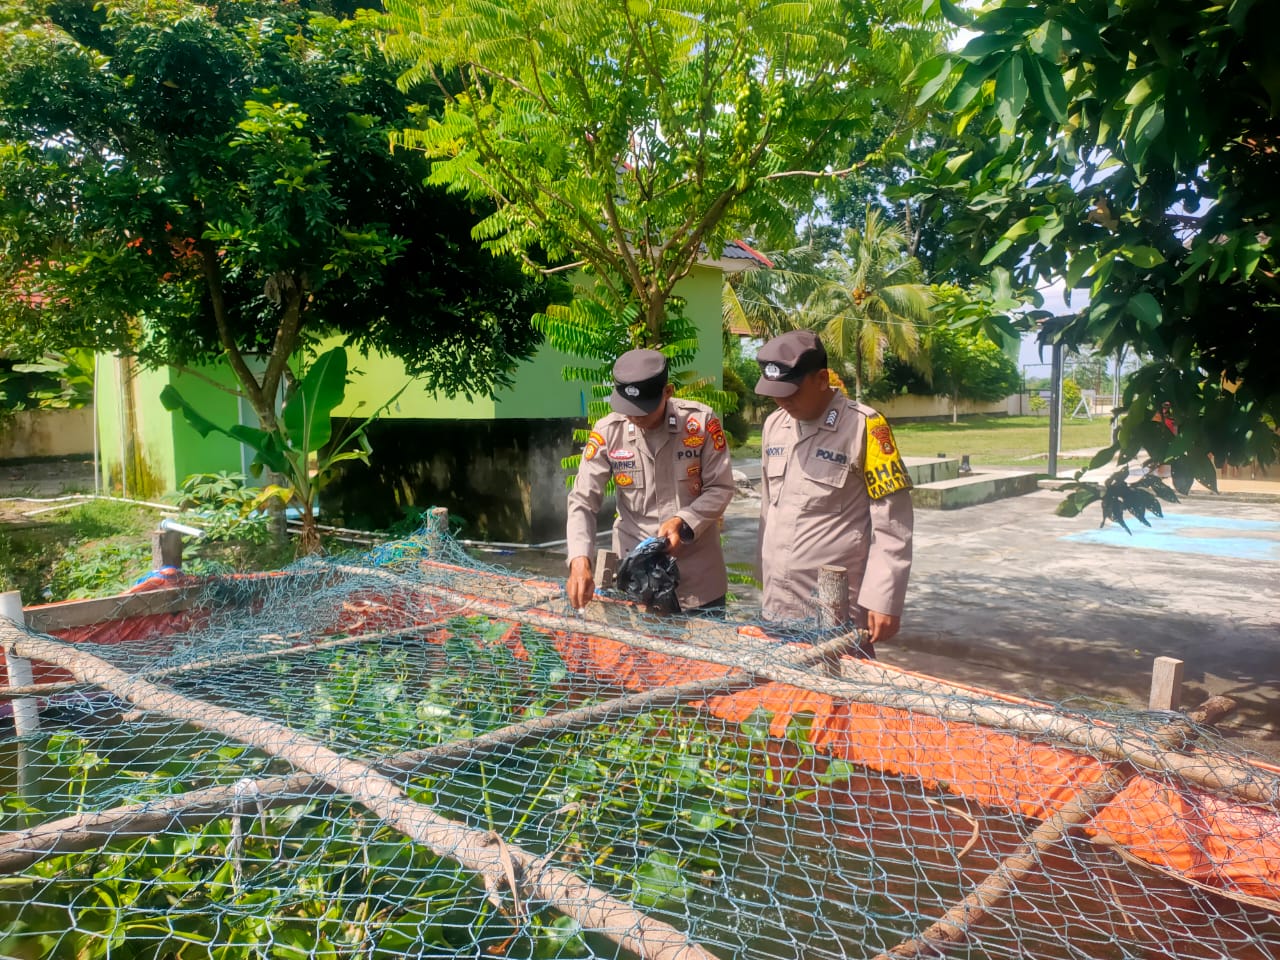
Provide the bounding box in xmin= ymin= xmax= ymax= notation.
xmin=0 ymin=528 xmax=1277 ymax=959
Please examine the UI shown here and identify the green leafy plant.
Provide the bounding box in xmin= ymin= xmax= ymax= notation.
xmin=161 ymin=347 xmax=405 ymax=555
xmin=176 ymin=472 xmax=271 ymax=545
xmin=46 ymin=541 xmax=151 ymax=600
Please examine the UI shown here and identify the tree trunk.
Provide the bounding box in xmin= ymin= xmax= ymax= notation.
xmin=297 ymin=506 xmax=322 ymax=556
xmin=952 ymin=388 xmax=959 ymax=424
xmin=646 ymin=287 xmax=667 ymax=342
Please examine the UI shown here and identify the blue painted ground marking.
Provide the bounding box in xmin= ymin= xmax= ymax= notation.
xmin=1062 ymin=514 xmax=1280 ymax=563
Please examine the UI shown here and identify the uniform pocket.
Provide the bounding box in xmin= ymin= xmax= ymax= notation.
xmin=798 ymin=458 xmax=849 ymax=512
xmin=612 ymin=464 xmax=645 ymax=502
xmin=764 ymin=456 xmax=787 ymax=506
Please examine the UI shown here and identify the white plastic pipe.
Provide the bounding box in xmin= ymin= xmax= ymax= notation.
xmin=159 ymin=518 xmax=206 ymax=539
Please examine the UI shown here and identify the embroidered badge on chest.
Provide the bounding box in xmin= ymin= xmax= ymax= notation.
xmin=682 ymin=435 xmax=705 ymax=448
xmin=685 ymin=415 xmax=701 ymax=435
xmin=609 ymin=448 xmax=633 ymax=461
xmin=687 ymin=463 xmax=701 ymax=477
xmin=614 ymin=473 xmax=634 ymax=487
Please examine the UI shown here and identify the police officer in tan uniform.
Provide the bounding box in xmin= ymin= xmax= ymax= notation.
xmin=566 ymin=349 xmax=734 ymax=613
xmin=755 ymin=331 xmax=913 ymax=646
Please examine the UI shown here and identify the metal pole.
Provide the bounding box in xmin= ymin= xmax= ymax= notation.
xmin=1048 ymin=342 xmax=1064 ymax=478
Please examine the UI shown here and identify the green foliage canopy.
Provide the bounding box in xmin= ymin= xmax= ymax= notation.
xmin=0 ymin=0 xmax=555 ymax=433
xmin=905 ymin=0 xmax=1280 ymax=517
xmin=385 ymin=0 xmax=943 ymax=340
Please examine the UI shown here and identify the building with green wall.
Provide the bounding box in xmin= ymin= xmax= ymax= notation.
xmin=95 ymin=261 xmax=732 ymax=542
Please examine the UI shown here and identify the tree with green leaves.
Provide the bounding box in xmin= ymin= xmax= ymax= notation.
xmin=384 ymin=0 xmax=943 ymax=393
xmin=905 ymin=0 xmax=1280 ymax=525
xmin=801 ymin=208 xmax=935 ymax=399
xmin=0 ymin=0 xmax=556 ymax=444
xmin=922 ymin=289 xmax=1022 ymax=422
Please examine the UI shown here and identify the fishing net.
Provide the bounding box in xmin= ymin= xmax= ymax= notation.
xmin=1 ymin=525 xmax=1278 ymax=960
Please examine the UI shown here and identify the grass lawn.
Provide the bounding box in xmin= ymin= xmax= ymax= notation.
xmin=894 ymin=415 xmax=1115 ymax=470
xmin=734 ymin=414 xmax=1114 ymax=472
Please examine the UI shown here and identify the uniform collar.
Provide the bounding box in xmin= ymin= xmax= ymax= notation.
xmin=789 ymin=392 xmax=843 ymax=439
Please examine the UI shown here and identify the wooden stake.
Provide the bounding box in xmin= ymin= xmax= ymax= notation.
xmin=816 ymin=565 xmax=849 ymax=630
xmin=595 ymin=548 xmax=618 ymax=591
xmin=151 ymin=529 xmax=184 ymax=570
xmin=1149 ymin=656 xmax=1184 ymax=711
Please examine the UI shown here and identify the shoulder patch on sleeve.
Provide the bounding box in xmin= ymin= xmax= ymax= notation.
xmin=863 ymin=413 xmax=911 ymax=499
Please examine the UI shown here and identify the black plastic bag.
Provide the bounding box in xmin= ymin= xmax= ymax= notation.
xmin=614 ymin=536 xmax=680 ymax=613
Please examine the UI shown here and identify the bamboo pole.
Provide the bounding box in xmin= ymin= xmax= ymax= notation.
xmin=875 ymin=697 xmax=1237 ymax=958
xmin=0 ymin=624 xmax=447 ymax=700
xmin=349 ymin=569 xmax=1277 ymax=811
xmin=0 ymin=630 xmax=857 ymax=874
xmin=0 ymin=773 xmax=326 ymax=874
xmin=0 ymin=628 xmax=715 ymax=960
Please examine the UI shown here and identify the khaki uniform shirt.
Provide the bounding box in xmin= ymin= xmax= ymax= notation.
xmin=567 ymin=399 xmax=733 ymax=609
xmin=759 ymin=392 xmax=913 ymax=623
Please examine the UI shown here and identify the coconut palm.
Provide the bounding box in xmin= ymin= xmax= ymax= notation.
xmin=800 ymin=208 xmax=933 ymax=399
xmin=723 ymin=210 xmax=933 ymax=399
xmin=721 ymin=243 xmax=828 ymax=341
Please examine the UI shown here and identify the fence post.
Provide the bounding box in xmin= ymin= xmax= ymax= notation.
xmin=595 ymin=549 xmax=618 ymax=592
xmin=151 ymin=530 xmax=184 ymax=570
xmin=0 ymin=591 xmax=39 ymax=735
xmin=1149 ymin=656 xmax=1184 ymax=711
xmin=816 ymin=566 xmax=849 ymax=630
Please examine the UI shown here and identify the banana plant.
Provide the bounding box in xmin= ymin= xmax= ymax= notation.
xmin=161 ymin=347 xmax=404 ymax=554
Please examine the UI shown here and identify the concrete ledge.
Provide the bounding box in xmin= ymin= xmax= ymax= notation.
xmin=912 ymin=469 xmax=1040 ymax=510
xmin=904 ymin=456 xmax=958 ymax=485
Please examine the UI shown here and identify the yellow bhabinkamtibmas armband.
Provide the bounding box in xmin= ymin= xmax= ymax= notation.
xmin=862 ymin=413 xmax=912 ymax=499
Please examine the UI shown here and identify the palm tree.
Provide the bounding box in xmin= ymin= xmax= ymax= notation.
xmin=801 ymin=208 xmax=933 ymax=399
xmin=722 ymin=209 xmax=933 ymax=399
xmin=721 ymin=243 xmax=828 ymax=341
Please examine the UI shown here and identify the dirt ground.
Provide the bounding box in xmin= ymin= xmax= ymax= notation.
xmin=0 ymin=457 xmax=98 ymax=521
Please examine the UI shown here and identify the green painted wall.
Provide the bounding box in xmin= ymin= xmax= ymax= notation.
xmin=96 ymin=356 xmax=249 ymax=495
xmin=333 ymin=263 xmax=726 ymax=421
xmin=93 ymin=357 xmax=173 ymax=497
xmin=167 ymin=366 xmax=246 ymax=485
xmin=97 ymin=263 xmax=729 ymax=495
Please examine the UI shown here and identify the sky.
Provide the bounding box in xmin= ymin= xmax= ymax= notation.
xmin=1017 ymin=279 xmax=1075 ymax=369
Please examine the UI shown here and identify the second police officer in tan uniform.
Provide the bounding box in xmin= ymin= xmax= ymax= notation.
xmin=566 ymin=349 xmax=734 ymax=613
xmin=754 ymin=331 xmax=913 ymax=650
